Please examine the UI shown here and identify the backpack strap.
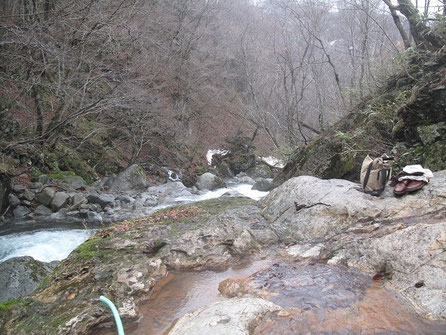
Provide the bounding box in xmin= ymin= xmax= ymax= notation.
xmin=373 ymin=168 xmax=389 ymax=196
xmin=362 ymin=158 xmax=378 ymax=192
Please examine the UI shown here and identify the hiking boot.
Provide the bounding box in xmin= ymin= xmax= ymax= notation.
xmin=393 ymin=180 xmax=410 ymax=195
xmin=406 ymin=180 xmax=426 ymax=192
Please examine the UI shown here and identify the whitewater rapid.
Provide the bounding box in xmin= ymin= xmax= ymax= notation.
xmin=0 ymin=228 xmax=95 ymax=263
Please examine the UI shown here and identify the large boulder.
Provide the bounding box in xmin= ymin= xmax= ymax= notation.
xmin=196 ymin=173 xmax=225 ymax=191
xmin=0 ymin=256 xmax=57 ymax=303
xmin=107 ymin=164 xmax=150 ymax=193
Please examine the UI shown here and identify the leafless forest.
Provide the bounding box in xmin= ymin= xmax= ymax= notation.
xmin=1 ymin=0 xmax=445 ymax=165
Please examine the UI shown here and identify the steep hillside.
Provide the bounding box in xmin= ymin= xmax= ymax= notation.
xmin=274 ymin=48 xmax=446 ymax=187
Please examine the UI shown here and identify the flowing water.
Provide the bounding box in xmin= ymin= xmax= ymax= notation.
xmin=0 ymin=228 xmax=95 ymax=263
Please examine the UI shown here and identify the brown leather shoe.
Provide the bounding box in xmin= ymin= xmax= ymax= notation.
xmin=406 ymin=180 xmax=426 ymax=192
xmin=393 ymin=180 xmax=410 ymax=195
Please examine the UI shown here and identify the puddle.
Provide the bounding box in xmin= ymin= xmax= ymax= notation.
xmin=96 ymin=261 xmax=446 ymax=335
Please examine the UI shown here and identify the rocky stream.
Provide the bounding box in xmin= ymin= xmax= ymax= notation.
xmin=0 ymin=165 xmax=445 ymax=334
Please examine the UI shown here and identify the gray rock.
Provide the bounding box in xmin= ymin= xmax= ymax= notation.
xmin=38 ymin=175 xmax=50 ymax=184
xmin=79 ymin=210 xmax=102 ymax=224
xmin=79 ymin=203 xmax=90 ymax=210
xmin=252 ymin=178 xmax=273 ymax=192
xmin=87 ymin=193 xmax=115 ymax=209
xmin=21 ymin=200 xmax=32 ymax=206
xmin=49 ymin=210 xmax=66 ymax=221
xmin=237 ymin=175 xmax=256 ymax=185
xmin=22 ymin=189 xmax=35 ymax=201
xmin=12 ymin=184 xmax=26 ymax=193
xmin=13 ymin=205 xmax=31 ymax=218
xmin=66 ymin=210 xmax=80 ymax=217
xmin=71 ymin=193 xmax=88 ymax=210
xmin=196 ymin=173 xmax=225 ymax=191
xmin=107 ymin=164 xmax=150 ymax=193
xmin=50 ymin=192 xmax=70 ymax=211
xmin=62 ymin=175 xmax=87 ymax=190
xmin=221 ymin=190 xmax=244 ymax=198
xmin=8 ymin=193 xmax=20 ymax=207
xmin=34 ymin=205 xmax=53 ymax=216
xmin=231 ymin=229 xmax=258 ymax=254
xmin=146 ymin=182 xmax=193 ymax=205
xmin=116 ymin=195 xmax=135 ymax=204
xmin=30 ymin=182 xmax=43 ymax=190
xmin=36 ymin=187 xmax=56 ymax=206
xmin=168 ymin=298 xmax=281 ymax=335
xmin=247 ymin=163 xmax=274 ymax=179
xmin=0 ymin=256 xmax=57 ymax=303
xmin=91 ymin=203 xmax=103 ymax=213
xmin=144 ymin=196 xmax=158 ymax=207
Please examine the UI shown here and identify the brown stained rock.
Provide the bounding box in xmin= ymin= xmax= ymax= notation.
xmin=252 ymin=284 xmax=446 ymax=335
xmin=218 ymin=278 xmax=248 ymax=298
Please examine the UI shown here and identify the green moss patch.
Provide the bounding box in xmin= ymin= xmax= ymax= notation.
xmin=75 ymin=237 xmax=112 ymax=260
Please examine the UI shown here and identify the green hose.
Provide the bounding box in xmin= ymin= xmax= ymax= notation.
xmin=99 ymin=296 xmax=125 ymax=335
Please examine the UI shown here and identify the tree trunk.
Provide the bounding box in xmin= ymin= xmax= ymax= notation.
xmin=395 ymin=0 xmax=444 ymax=50
xmin=382 ymin=0 xmax=411 ymax=49
xmin=31 ymin=86 xmax=44 ymax=138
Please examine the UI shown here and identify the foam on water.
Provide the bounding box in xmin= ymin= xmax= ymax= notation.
xmin=0 ymin=229 xmax=95 ymax=263
xmin=175 ymin=183 xmax=269 ymax=202
xmin=230 ymin=184 xmax=269 ymax=201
